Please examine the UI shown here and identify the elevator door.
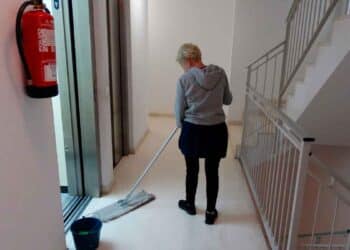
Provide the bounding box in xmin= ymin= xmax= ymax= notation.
xmin=107 ymin=0 xmax=124 ymax=166
xmin=46 ymin=0 xmax=83 ymax=196
xmin=49 ymin=0 xmax=102 ymax=197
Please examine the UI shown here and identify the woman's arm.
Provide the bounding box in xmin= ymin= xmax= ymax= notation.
xmin=223 ymin=73 xmax=233 ymax=105
xmin=175 ymin=80 xmax=186 ymax=128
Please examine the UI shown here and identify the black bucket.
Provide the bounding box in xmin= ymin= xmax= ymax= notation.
xmin=71 ymin=217 xmax=103 ymax=250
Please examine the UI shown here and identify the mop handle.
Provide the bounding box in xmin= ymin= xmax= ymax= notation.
xmin=125 ymin=127 xmax=179 ymax=200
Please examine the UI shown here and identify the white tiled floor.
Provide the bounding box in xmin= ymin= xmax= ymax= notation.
xmin=66 ymin=117 xmax=268 ymax=250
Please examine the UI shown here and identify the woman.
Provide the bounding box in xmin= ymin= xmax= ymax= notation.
xmin=175 ymin=43 xmax=233 ymax=225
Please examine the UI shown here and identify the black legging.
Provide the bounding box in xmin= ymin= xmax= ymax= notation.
xmin=185 ymin=156 xmax=221 ymax=211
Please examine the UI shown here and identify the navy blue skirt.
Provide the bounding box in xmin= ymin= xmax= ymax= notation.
xmin=179 ymin=121 xmax=228 ymax=158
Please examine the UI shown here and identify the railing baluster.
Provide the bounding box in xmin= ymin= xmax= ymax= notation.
xmin=290 ymin=9 xmax=298 ymax=81
xmin=252 ymin=115 xmax=258 ymax=185
xmin=277 ymin=141 xmax=293 ymax=246
xmin=317 ymin=0 xmax=323 ymax=27
xmin=282 ymin=148 xmax=298 ymax=250
xmin=268 ymin=129 xmax=281 ymax=225
xmin=259 ymin=117 xmax=268 ymax=209
xmin=263 ymin=56 xmax=269 ymax=98
xmin=300 ymin=0 xmax=308 ymax=59
xmin=266 ymin=120 xmax=274 ymax=212
xmin=297 ymin=1 xmax=304 ymax=74
xmin=264 ymin=120 xmax=274 ymax=212
xmin=309 ymin=184 xmax=322 ymax=250
xmin=304 ymin=0 xmax=312 ymax=52
xmin=266 ymin=124 xmax=278 ymax=221
xmin=311 ymin=0 xmax=317 ymax=41
xmin=272 ymin=56 xmax=278 ymax=101
xmin=273 ymin=136 xmax=286 ymax=236
xmin=284 ymin=28 xmax=291 ymax=87
xmin=271 ymin=131 xmax=284 ymax=236
xmin=257 ymin=117 xmax=266 ymax=203
xmin=291 ymin=4 xmax=302 ymax=81
xmin=286 ymin=141 xmax=311 ymax=250
xmin=328 ymin=197 xmax=339 ymax=249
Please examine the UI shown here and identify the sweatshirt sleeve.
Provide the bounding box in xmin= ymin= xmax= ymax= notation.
xmin=175 ymin=80 xmax=186 ymax=128
xmin=223 ymin=73 xmax=233 ymax=105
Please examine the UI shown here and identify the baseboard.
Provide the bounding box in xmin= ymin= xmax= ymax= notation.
xmin=149 ymin=113 xmax=242 ymax=126
xmin=228 ymin=120 xmax=243 ymax=126
xmin=129 ymin=129 xmax=150 ymax=154
xmin=102 ymin=178 xmax=115 ymax=195
xmin=149 ymin=112 xmax=174 ymax=118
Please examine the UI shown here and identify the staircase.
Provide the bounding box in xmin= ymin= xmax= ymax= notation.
xmin=237 ymin=0 xmax=350 ymax=249
xmin=284 ymin=16 xmax=350 ymax=121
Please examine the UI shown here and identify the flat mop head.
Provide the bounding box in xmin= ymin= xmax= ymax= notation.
xmin=92 ymin=191 xmax=156 ymax=222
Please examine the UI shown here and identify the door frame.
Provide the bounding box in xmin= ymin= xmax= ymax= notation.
xmin=107 ymin=0 xmax=125 ymax=166
xmin=52 ymin=0 xmax=103 ymax=197
xmin=52 ymin=0 xmax=84 ymax=196
xmin=106 ymin=0 xmax=131 ymax=158
xmin=71 ymin=0 xmax=102 ymax=197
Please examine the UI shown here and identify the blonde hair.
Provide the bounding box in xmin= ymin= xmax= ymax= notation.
xmin=176 ymin=43 xmax=202 ymax=63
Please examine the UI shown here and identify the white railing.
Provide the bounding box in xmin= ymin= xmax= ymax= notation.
xmin=239 ymin=85 xmax=314 ymax=250
xmin=239 ymin=0 xmax=350 ymax=249
xmin=238 ymin=86 xmax=350 ymax=250
xmin=247 ymin=42 xmax=285 ymax=106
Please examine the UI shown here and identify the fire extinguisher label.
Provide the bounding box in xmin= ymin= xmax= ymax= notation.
xmin=38 ymin=29 xmax=55 ymax=53
xmin=44 ymin=63 xmax=57 ymax=82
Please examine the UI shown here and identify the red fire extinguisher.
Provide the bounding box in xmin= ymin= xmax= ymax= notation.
xmin=16 ymin=0 xmax=58 ymax=98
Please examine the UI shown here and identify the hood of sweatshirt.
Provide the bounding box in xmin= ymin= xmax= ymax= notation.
xmin=189 ymin=64 xmax=225 ymax=91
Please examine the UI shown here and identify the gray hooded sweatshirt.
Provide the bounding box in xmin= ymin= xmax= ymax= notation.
xmin=175 ymin=64 xmax=233 ymax=128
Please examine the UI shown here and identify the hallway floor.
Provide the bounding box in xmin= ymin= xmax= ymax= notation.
xmin=66 ymin=117 xmax=268 ymax=250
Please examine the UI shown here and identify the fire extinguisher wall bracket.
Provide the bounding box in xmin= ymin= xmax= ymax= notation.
xmin=16 ymin=0 xmax=59 ymax=98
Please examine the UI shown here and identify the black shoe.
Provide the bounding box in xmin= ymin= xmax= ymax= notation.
xmin=205 ymin=209 xmax=218 ymax=225
xmin=178 ymin=200 xmax=196 ymax=215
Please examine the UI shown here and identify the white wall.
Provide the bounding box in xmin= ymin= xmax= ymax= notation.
xmin=147 ymin=0 xmax=236 ymax=115
xmin=92 ymin=0 xmax=114 ymax=192
xmin=0 ymin=0 xmax=65 ymax=249
xmin=312 ymin=145 xmax=350 ymax=178
xmin=124 ymin=0 xmax=149 ymax=151
xmin=229 ymin=0 xmax=292 ymax=122
xmin=299 ymin=144 xmax=350 ymax=235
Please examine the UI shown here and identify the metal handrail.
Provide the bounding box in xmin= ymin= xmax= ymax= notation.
xmin=246 ymin=42 xmax=286 ymax=105
xmin=248 ymin=87 xmax=314 ymax=143
xmin=247 ymin=41 xmax=286 ymax=68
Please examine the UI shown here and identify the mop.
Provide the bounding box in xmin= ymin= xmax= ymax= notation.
xmin=92 ymin=127 xmax=178 ymax=222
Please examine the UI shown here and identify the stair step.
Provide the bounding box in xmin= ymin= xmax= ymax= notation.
xmin=285 ymin=15 xmax=350 ymax=121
